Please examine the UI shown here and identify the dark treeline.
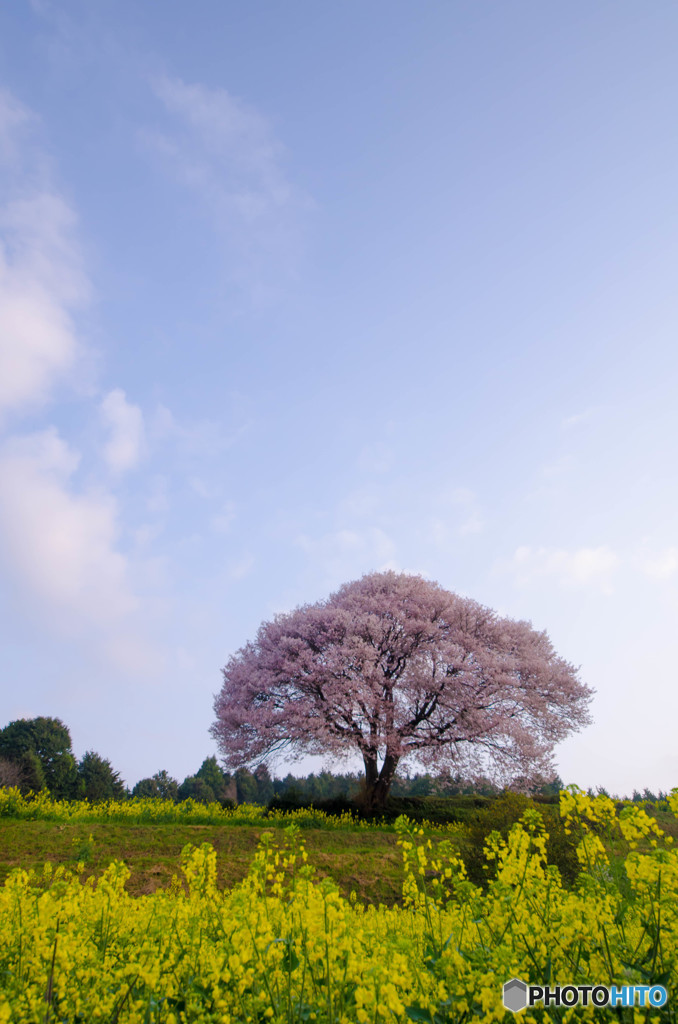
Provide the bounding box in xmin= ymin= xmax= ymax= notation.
xmin=0 ymin=716 xmax=671 ymax=808
xmin=0 ymin=715 xmax=563 ymax=806
xmin=129 ymin=763 xmax=526 ymax=807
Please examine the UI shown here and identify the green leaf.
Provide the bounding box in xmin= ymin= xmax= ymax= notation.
xmin=405 ymin=1006 xmax=434 ymax=1023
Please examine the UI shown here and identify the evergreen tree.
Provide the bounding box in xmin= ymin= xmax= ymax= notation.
xmin=178 ymin=775 xmax=216 ymax=803
xmin=196 ymin=756 xmax=230 ymax=802
xmin=132 ymin=770 xmax=179 ymax=800
xmin=235 ymin=767 xmax=259 ymax=803
xmin=77 ymin=751 xmax=125 ymax=801
xmin=254 ymin=764 xmax=273 ymax=804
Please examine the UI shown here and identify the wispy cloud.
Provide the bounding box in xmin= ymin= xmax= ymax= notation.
xmin=147 ymin=75 xmax=311 ymax=300
xmin=450 ymin=487 xmax=484 ymax=536
xmin=227 ymin=554 xmax=254 ymax=581
xmin=0 ymin=90 xmax=36 ymax=166
xmin=150 ymin=402 xmax=251 ymax=459
xmin=211 ymin=500 xmax=237 ymax=534
xmin=357 ymin=442 xmax=394 ymax=475
xmin=504 ymin=540 xmax=678 ymax=595
xmin=296 ymin=526 xmax=397 ymax=591
xmin=635 ymin=545 xmax=678 ymax=581
xmin=561 ymin=409 xmax=595 ymax=430
xmin=425 ymin=486 xmax=484 ymax=548
xmin=508 ymin=544 xmax=621 ymax=593
xmin=100 ymin=388 xmax=146 ymax=474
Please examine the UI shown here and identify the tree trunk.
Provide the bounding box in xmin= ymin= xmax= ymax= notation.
xmin=361 ymin=750 xmax=400 ymax=815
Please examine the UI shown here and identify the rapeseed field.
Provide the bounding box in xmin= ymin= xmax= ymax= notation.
xmin=0 ymin=787 xmax=676 ymax=1022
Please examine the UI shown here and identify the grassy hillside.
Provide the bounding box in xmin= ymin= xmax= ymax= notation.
xmin=2 ymin=788 xmax=676 ymax=904
xmin=0 ymin=820 xmax=406 ymax=904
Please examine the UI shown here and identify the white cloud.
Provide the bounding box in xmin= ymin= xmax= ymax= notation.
xmin=505 ymin=542 xmax=678 ymax=593
xmin=0 ymin=193 xmax=88 ymax=419
xmin=147 ymin=75 xmax=310 ymax=299
xmin=509 ymin=544 xmax=621 ymax=593
xmin=0 ymin=91 xmax=164 ymax=678
xmin=636 ymin=546 xmax=678 ymax=581
xmin=100 ymin=388 xmax=146 ymax=473
xmin=0 ymin=90 xmax=89 ymax=421
xmin=0 ymin=429 xmax=138 ymax=630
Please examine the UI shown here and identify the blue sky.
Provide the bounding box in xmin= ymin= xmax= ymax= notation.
xmin=1 ymin=1 xmax=677 ymax=795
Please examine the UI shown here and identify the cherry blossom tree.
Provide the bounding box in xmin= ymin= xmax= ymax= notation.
xmin=211 ymin=571 xmax=592 ymax=811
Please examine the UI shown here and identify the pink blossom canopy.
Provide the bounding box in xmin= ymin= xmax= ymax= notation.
xmin=211 ymin=571 xmax=592 ymax=792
